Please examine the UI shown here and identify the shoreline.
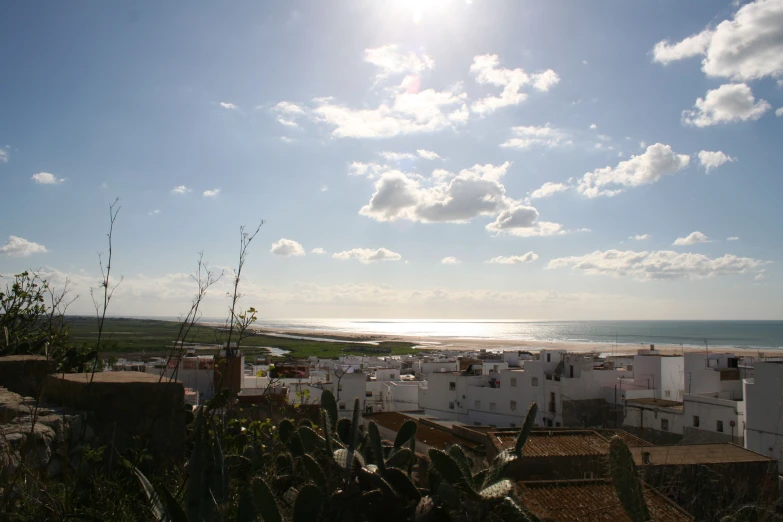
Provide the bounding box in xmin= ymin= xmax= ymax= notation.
xmin=238 ymin=324 xmax=780 ymax=357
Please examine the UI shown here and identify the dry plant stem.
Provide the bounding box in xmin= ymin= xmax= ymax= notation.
xmin=224 ymin=221 xmax=264 ymax=358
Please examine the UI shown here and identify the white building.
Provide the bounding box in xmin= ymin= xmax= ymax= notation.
xmin=631 ymin=348 xmax=684 ymax=401
xmin=744 ymin=361 xmax=783 ymax=471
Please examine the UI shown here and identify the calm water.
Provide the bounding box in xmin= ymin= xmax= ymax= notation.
xmin=247 ymin=319 xmax=783 ymax=350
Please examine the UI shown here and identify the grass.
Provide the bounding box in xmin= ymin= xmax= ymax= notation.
xmin=65 ymin=316 xmax=421 ymax=359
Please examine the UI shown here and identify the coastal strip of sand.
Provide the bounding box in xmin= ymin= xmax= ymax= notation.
xmin=241 ymin=324 xmax=778 ymax=358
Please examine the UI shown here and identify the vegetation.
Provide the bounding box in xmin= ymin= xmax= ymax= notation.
xmin=63 ymin=316 xmax=420 ymax=359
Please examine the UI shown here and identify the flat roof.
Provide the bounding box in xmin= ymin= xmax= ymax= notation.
xmin=625 ymin=397 xmax=683 ymax=409
xmin=631 ymin=444 xmax=775 ymax=465
xmin=364 ymin=411 xmax=482 ymax=451
xmin=491 ymin=430 xmax=609 ymax=457
xmin=56 ymin=371 xmax=179 ymax=384
xmin=517 ymin=479 xmax=692 ymax=522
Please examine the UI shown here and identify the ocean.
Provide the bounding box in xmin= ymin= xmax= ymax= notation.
xmin=246 ymin=319 xmax=783 ymax=350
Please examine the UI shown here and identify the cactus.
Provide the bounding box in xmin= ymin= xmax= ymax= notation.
xmin=292 ymin=484 xmax=322 ymax=522
xmin=609 ymin=437 xmax=651 ymax=522
xmin=301 ymin=454 xmax=327 ymax=490
xmin=514 ymin=402 xmax=537 ymax=457
xmin=251 ymin=477 xmax=282 ymax=522
xmin=320 ymin=388 xmax=338 ymax=430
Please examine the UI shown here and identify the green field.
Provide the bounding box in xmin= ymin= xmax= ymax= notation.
xmin=65 ymin=316 xmax=421 ymax=360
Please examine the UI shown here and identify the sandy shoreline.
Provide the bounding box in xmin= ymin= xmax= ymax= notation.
xmin=243 ymin=324 xmax=778 ymax=357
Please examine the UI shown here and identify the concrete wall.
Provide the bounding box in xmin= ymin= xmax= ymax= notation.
xmin=744 ymin=363 xmax=783 ymax=471
xmin=683 ymin=393 xmax=744 ymax=444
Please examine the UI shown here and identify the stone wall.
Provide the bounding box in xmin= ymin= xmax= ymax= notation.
xmin=0 ymin=355 xmax=55 ymax=398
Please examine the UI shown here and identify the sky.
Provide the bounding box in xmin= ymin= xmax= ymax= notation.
xmin=1 ymin=0 xmax=782 ymax=320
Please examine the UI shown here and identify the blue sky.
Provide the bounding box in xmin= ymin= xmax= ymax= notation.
xmin=1 ymin=0 xmax=782 ymax=319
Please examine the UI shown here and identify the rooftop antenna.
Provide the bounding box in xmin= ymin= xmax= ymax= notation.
xmin=704 ymin=338 xmax=709 ymax=359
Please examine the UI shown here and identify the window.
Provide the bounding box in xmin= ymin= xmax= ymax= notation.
xmin=490 ymin=402 xmax=497 ymax=412
xmin=510 ymin=400 xmax=517 ymax=411
xmin=448 ymin=401 xmax=455 ymax=410
xmin=717 ymin=420 xmax=724 ymax=433
xmin=693 ymin=415 xmax=700 ymax=428
xmin=338 ymin=384 xmax=343 ymax=392
xmin=474 ymin=400 xmax=481 ymax=409
xmin=510 ymin=423 xmax=516 ymax=428
xmin=449 ymin=382 xmax=456 ymax=391
xmin=664 ymin=390 xmax=671 ymax=398
xmin=546 ymin=353 xmax=551 ymax=362
xmin=548 ymin=392 xmax=556 ymax=413
xmin=366 ymin=391 xmax=372 ymax=397
xmin=569 ymin=365 xmax=574 ymax=378
xmin=532 ymin=377 xmax=539 ymax=386
xmin=661 ymin=418 xmax=669 ymax=431
xmin=510 ymin=377 xmax=517 ymax=387
xmin=545 ymin=418 xmax=553 ymax=427
xmin=555 ymin=422 xmax=561 ymax=427
xmin=583 ymin=472 xmax=594 ymax=479
xmin=339 ymin=403 xmax=346 ymax=410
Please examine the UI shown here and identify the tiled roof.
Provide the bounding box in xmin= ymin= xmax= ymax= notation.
xmin=364 ymin=412 xmax=482 ymax=451
xmin=517 ymin=479 xmax=693 ymax=522
xmin=631 ymin=444 xmax=775 ymax=466
xmin=594 ymin=429 xmax=653 ymax=447
xmin=491 ymin=430 xmax=609 ymax=457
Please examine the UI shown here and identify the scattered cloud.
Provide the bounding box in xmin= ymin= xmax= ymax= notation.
xmin=171 ymin=185 xmax=191 ymax=195
xmin=148 ymin=210 xmax=161 ymax=216
xmin=589 ymin=124 xmax=597 ymax=130
xmin=379 ymin=151 xmax=417 ymax=161
xmin=31 ymin=172 xmax=65 ymax=185
xmin=0 ymin=149 xmax=7 ymax=163
xmin=652 ymin=0 xmax=783 ymax=82
xmin=364 ymin=45 xmax=434 ymax=79
xmin=673 ymin=231 xmax=711 ymax=246
xmin=271 ymin=238 xmax=306 ymax=257
xmin=530 ymin=182 xmax=569 ymax=199
xmin=417 ymin=149 xmax=441 ymax=160
xmin=755 ymin=270 xmax=767 ymax=281
xmin=333 ymin=247 xmax=402 ymax=263
xmin=311 ymin=247 xmax=327 ymax=255
xmin=485 ymin=205 xmax=566 ymax=237
xmin=1 ymin=236 xmax=48 ymax=257
xmin=320 ymin=184 xmax=328 ymax=192
xmin=698 ymin=150 xmax=736 ymax=171
xmin=548 ymin=249 xmax=769 ymax=280
xmin=486 ymin=252 xmax=539 ymax=264
xmin=280 ymin=136 xmax=295 ymax=144
xmin=577 ymin=143 xmax=690 ymax=198
xmin=630 ymin=234 xmax=650 ymax=241
xmin=441 ymin=256 xmax=461 ymax=264
xmin=219 ymin=102 xmax=238 ymax=110
xmin=776 ymin=107 xmax=783 ymax=117
xmin=727 ymin=236 xmax=740 ymax=241
xmin=682 ymin=83 xmax=770 ymax=126
xmin=348 ymin=161 xmax=390 ymax=178
xmin=470 ymin=54 xmax=559 ymax=115
xmin=273 ymin=101 xmax=306 ymax=128
xmin=500 ymin=124 xmax=571 ymax=149
xmin=203 ymin=188 xmax=221 ymax=197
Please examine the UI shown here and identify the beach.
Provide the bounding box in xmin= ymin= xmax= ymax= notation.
xmin=246 ymin=324 xmax=778 ymax=358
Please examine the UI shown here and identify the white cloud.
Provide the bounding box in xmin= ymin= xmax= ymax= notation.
xmin=630 ymin=234 xmax=650 ymax=241
xmin=530 ymin=182 xmax=569 ymax=199
xmin=203 ymin=188 xmax=221 ymax=197
xmin=485 ymin=205 xmax=565 ymax=237
xmin=312 ymin=81 xmax=468 ymax=138
xmin=1 ymin=236 xmax=48 ymax=257
xmin=333 ymin=247 xmax=402 ymax=263
xmin=149 ymin=210 xmax=161 ymax=216
xmin=727 ymin=236 xmax=740 ymax=241
xmin=348 ymin=161 xmax=390 ymax=178
xmin=698 ymin=150 xmax=736 ymax=171
xmin=280 ymin=136 xmax=295 ymax=144
xmin=776 ymin=107 xmax=783 ymax=117
xmin=417 ymin=149 xmax=441 ymax=160
xmin=682 ymin=83 xmax=770 ymax=126
xmin=577 ymin=143 xmax=691 ymax=198
xmin=171 ymin=185 xmax=191 ymax=194
xmin=470 ymin=54 xmax=559 ymax=115
xmin=274 ymin=101 xmax=305 ymax=128
xmin=311 ymin=247 xmax=327 ymax=255
xmin=755 ymin=272 xmax=767 ymax=281
xmin=0 ymin=149 xmax=7 ymax=163
xmin=652 ymin=0 xmax=783 ymax=81
xmin=379 ymin=151 xmax=417 ymax=161
xmin=278 ymin=118 xmax=298 ymax=127
xmin=500 ymin=124 xmax=571 ymax=149
xmin=271 ymin=238 xmax=306 ymax=257
xmin=360 ymin=162 xmax=511 ymax=223
xmin=320 ymin=185 xmax=328 ymax=192
xmin=486 ymin=252 xmax=539 ymax=264
xmin=31 ymin=172 xmax=65 ymax=185
xmin=219 ymin=102 xmax=238 ymax=110
xmin=673 ymin=231 xmax=711 ymax=246
xmin=441 ymin=256 xmax=461 ymax=264
xmin=364 ymin=45 xmax=434 ymax=78
xmin=548 ymin=249 xmax=768 ymax=280
xmin=589 ymin=123 xmax=597 ymax=129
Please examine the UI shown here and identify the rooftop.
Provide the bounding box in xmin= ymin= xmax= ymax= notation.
xmin=517 ymin=479 xmax=692 ymax=522
xmin=631 ymin=444 xmax=775 ymax=466
xmin=490 ymin=430 xmax=609 ymax=457
xmin=57 ymin=371 xmax=179 ymax=384
xmin=625 ymin=397 xmax=684 ymax=409
xmin=364 ymin=411 xmax=482 ymax=451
